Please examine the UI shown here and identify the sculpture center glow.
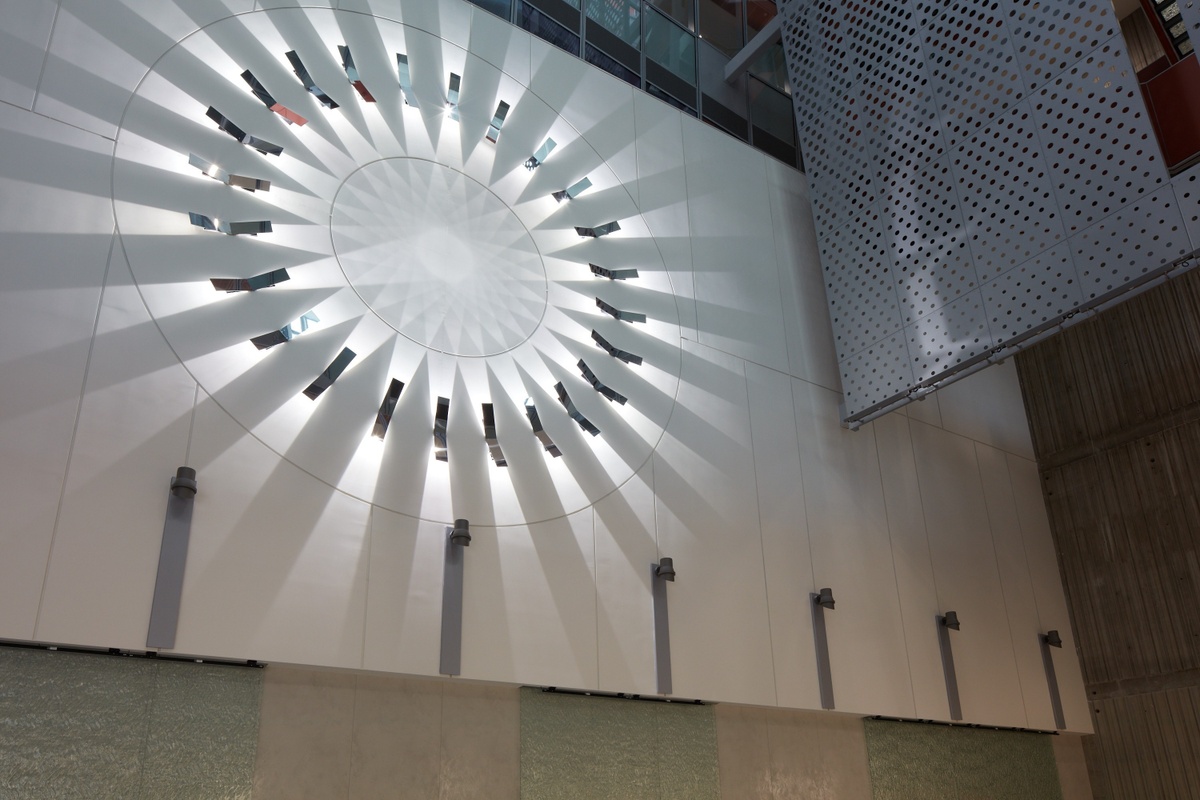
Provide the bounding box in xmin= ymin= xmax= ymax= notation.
xmin=331 ymin=158 xmax=548 ymax=357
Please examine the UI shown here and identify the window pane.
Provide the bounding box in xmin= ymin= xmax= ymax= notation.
xmin=748 ymin=75 xmax=794 ymax=145
xmin=645 ymin=6 xmax=696 ymax=84
xmin=520 ymin=2 xmax=581 ymax=55
xmin=697 ymin=0 xmax=742 ymax=56
xmin=585 ymin=0 xmax=640 ymax=48
xmin=745 ymin=0 xmax=776 ymax=37
xmin=750 ymin=42 xmax=789 ymax=94
xmin=585 ymin=42 xmax=641 ymax=86
xmin=468 ymin=0 xmax=513 ymax=18
xmin=648 ymin=83 xmax=697 ymax=115
xmin=646 ymin=0 xmax=694 ymax=30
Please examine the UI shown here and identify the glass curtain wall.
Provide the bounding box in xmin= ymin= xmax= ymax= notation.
xmin=471 ymin=0 xmax=799 ymax=168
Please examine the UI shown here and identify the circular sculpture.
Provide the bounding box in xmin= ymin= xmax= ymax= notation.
xmin=111 ymin=7 xmax=683 ymax=526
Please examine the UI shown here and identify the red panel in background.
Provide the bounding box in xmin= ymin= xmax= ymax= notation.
xmin=1144 ymin=54 xmax=1200 ymax=172
xmin=351 ymin=81 xmax=377 ymax=103
xmin=270 ymin=103 xmax=308 ymax=126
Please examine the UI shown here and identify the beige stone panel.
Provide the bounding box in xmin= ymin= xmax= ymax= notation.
xmin=349 ymin=674 xmax=443 ymax=800
xmin=715 ymin=705 xmax=772 ymax=798
xmin=1052 ymin=734 xmax=1094 ymax=800
xmin=253 ymin=667 xmax=356 ymax=800
xmin=439 ymin=681 xmax=520 ymax=800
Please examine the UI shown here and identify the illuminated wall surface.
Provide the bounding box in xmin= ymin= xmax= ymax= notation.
xmin=780 ymin=0 xmax=1200 ymax=420
xmin=0 ymin=648 xmax=261 ymax=799
xmin=864 ymin=718 xmax=1062 ymax=800
xmin=0 ymin=0 xmax=1088 ymax=733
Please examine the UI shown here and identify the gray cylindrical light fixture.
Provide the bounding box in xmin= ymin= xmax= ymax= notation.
xmin=147 ymin=466 xmax=199 ymax=649
xmin=652 ymin=557 xmax=675 ymax=694
xmin=1040 ymin=629 xmax=1067 ymax=729
xmin=811 ymin=586 xmax=835 ymax=709
xmin=936 ymin=611 xmax=962 ymax=720
xmin=655 ymin=557 xmax=675 ymax=581
xmin=440 ymin=518 xmax=470 ymax=675
xmin=170 ymin=466 xmax=197 ymax=498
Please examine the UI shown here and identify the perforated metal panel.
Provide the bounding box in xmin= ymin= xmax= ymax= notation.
xmin=918 ymin=1 xmax=1025 ymax=148
xmin=1179 ymin=0 xmax=1200 ymax=47
xmin=1006 ymin=0 xmax=1119 ymax=92
xmin=907 ymin=290 xmax=991 ymax=384
xmin=981 ymin=244 xmax=1083 ymax=345
xmin=780 ymin=0 xmax=1200 ymax=419
xmin=1171 ymin=169 xmax=1200 ymax=248
xmin=838 ymin=331 xmax=916 ymax=418
xmin=1069 ymin=185 xmax=1190 ymax=302
xmin=880 ymin=154 xmax=975 ymax=326
xmin=1027 ymin=38 xmax=1166 ymax=232
xmin=953 ymin=99 xmax=1066 ymax=284
xmin=821 ymin=205 xmax=903 ymax=361
xmin=803 ymin=86 xmax=879 ymax=237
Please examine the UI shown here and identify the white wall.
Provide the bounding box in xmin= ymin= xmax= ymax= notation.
xmin=0 ymin=0 xmax=1089 ymax=732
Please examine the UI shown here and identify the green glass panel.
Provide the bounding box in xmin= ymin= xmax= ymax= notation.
xmin=0 ymin=647 xmax=262 ymax=800
xmin=864 ymin=718 xmax=1064 ymax=800
xmin=520 ymin=688 xmax=719 ymax=800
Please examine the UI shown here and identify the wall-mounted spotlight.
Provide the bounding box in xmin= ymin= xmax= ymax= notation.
xmin=285 ymin=50 xmax=338 ymax=109
xmin=1040 ymin=629 xmax=1067 ymax=729
xmin=525 ymin=138 xmax=557 ymax=170
xmin=578 ymin=359 xmax=627 ymax=404
xmin=303 ymin=348 xmax=356 ymax=400
xmin=936 ymin=611 xmax=962 ymax=720
xmin=372 ymin=379 xmax=404 ymax=439
xmin=591 ymin=330 xmax=643 ymax=365
xmin=189 ymin=154 xmax=272 ymax=192
xmin=206 ymin=106 xmax=247 ymax=142
xmin=338 ymin=45 xmax=376 ymax=102
xmin=240 ymin=70 xmax=307 ymax=125
xmin=811 ymin=586 xmax=835 ymax=708
xmin=652 ymin=557 xmax=675 ymax=693
xmin=223 ymin=220 xmax=272 ymax=236
xmin=482 ymin=404 xmax=507 ymax=467
xmin=190 ymin=213 xmax=270 ymax=235
xmin=486 ymin=101 xmax=510 ymax=143
xmin=205 ymin=107 xmax=283 ymax=155
xmin=576 ymin=221 xmax=621 ymax=238
xmin=250 ymin=310 xmax=320 ymax=350
xmin=441 ymin=518 xmax=471 ymax=675
xmin=590 ymin=263 xmax=639 ymax=280
xmin=596 ymin=298 xmax=647 ymax=324
xmin=555 ymin=382 xmax=600 ymax=436
xmin=146 ymin=467 xmax=199 ymax=650
xmin=396 ymin=53 xmax=419 ymax=107
xmin=525 ymin=399 xmax=562 ymax=457
xmin=210 ymin=269 xmax=289 ymax=293
xmin=446 ymin=72 xmax=461 ymax=120
xmin=553 ymin=177 xmax=592 ymax=203
xmin=654 ymin=557 xmax=676 ymax=581
xmin=434 ymin=396 xmax=450 ymax=462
